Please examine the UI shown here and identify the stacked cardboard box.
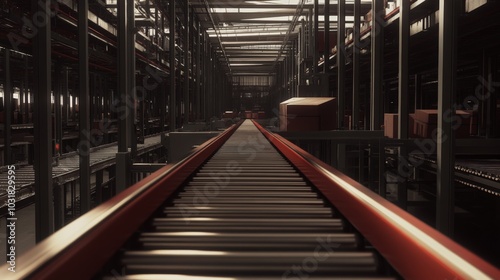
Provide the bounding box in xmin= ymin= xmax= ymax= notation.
xmin=279 ymin=97 xmax=337 ymax=132
xmin=384 ymin=113 xmax=398 ymax=138
xmin=383 ymin=113 xmax=417 ymax=138
xmin=413 ymin=109 xmax=473 ymax=138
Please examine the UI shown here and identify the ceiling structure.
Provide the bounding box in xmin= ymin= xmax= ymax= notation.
xmin=191 ymin=0 xmax=373 ymax=76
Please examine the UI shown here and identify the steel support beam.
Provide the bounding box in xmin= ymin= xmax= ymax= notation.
xmin=78 ymin=0 xmax=91 ymax=213
xmin=370 ymin=0 xmax=384 ymax=130
xmin=398 ymin=0 xmax=409 ymax=139
xmin=95 ymin=169 xmax=103 ymax=204
xmin=169 ymin=0 xmax=177 ymax=131
xmin=183 ymin=1 xmax=190 ymax=125
xmin=63 ymin=67 xmax=69 ymax=125
xmin=3 ymin=49 xmax=12 ymax=165
xmin=33 ymin=0 xmax=53 ymax=242
xmin=313 ymin=0 xmax=319 ymax=77
xmin=201 ymin=32 xmax=206 ymax=120
xmin=202 ymin=32 xmax=208 ymax=120
xmin=308 ymin=8 xmax=313 ymax=60
xmin=54 ymin=63 xmax=63 ymax=160
xmin=116 ymin=0 xmax=131 ymax=191
xmin=292 ymin=40 xmax=297 ymax=97
xmin=24 ymin=57 xmax=29 ymax=120
xmin=323 ymin=0 xmax=330 ymax=73
xmin=352 ymin=0 xmax=360 ymax=130
xmin=396 ymin=0 xmax=410 ymax=210
xmin=195 ymin=19 xmax=201 ymax=120
xmin=160 ymin=16 xmax=166 ymax=132
xmin=337 ymin=0 xmax=345 ymax=129
xmin=436 ymin=0 xmax=457 ymax=237
xmin=128 ymin=0 xmax=137 ymax=157
xmin=19 ymin=66 xmax=24 ymax=120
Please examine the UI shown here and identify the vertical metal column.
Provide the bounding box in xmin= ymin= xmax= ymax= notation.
xmin=54 ymin=64 xmax=63 ymax=160
xmin=436 ymin=0 xmax=457 ymax=237
xmin=195 ymin=20 xmax=201 ymax=120
xmin=323 ymin=0 xmax=330 ymax=73
xmin=183 ymin=1 xmax=190 ymax=125
xmin=313 ymin=0 xmax=318 ymax=77
xmin=78 ymin=0 xmax=91 ymax=213
xmin=208 ymin=47 xmax=212 ymax=118
xmin=3 ymin=49 xmax=12 ymax=165
xmin=398 ymin=0 xmax=409 ymax=139
xmin=24 ymin=56 xmax=29 ymax=122
xmin=337 ymin=0 xmax=345 ymax=128
xmin=95 ymin=169 xmax=103 ymax=204
xmin=370 ymin=0 xmax=384 ymax=130
xmin=206 ymin=45 xmax=211 ymax=119
xmin=63 ymin=67 xmax=69 ymax=125
xmin=33 ymin=0 xmax=53 ymax=241
xmin=169 ymin=0 xmax=177 ymax=130
xmin=298 ymin=22 xmax=304 ymax=91
xmin=352 ymin=0 xmax=360 ymax=130
xmin=128 ymin=0 xmax=137 ymax=157
xmin=160 ymin=15 xmax=166 ymax=133
xmin=397 ymin=0 xmax=410 ymax=209
xmin=307 ymin=8 xmax=312 ymax=59
xmin=292 ymin=40 xmax=297 ymax=97
xmin=202 ymin=32 xmax=208 ymax=120
xmin=116 ymin=0 xmax=131 ymax=191
xmin=19 ymin=65 xmax=25 ymax=124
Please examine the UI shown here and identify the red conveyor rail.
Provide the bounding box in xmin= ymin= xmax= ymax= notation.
xmin=0 ymin=121 xmax=242 ymax=280
xmin=252 ymin=120 xmax=499 ymax=280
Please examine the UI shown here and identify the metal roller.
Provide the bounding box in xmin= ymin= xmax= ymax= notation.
xmin=110 ymin=121 xmax=386 ymax=279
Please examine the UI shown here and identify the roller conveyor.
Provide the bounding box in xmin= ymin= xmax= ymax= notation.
xmin=109 ymin=120 xmax=386 ymax=279
xmin=0 ymin=120 xmax=497 ymax=280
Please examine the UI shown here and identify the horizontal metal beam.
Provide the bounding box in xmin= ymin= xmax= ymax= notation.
xmin=131 ymin=163 xmax=166 ymax=173
xmin=278 ymin=130 xmax=384 ymax=140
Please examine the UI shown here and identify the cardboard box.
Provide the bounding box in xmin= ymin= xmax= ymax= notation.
xmin=284 ymin=116 xmax=320 ymax=132
xmin=384 ymin=113 xmax=398 ymax=138
xmin=223 ymin=111 xmax=236 ymax=118
xmin=384 ymin=113 xmax=417 ymax=138
xmin=413 ymin=109 xmax=472 ymax=138
xmin=279 ymin=97 xmax=337 ymax=132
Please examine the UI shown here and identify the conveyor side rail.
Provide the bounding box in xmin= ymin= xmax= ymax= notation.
xmin=252 ymin=120 xmax=499 ymax=279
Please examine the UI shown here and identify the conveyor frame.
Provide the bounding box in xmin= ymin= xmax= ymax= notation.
xmin=0 ymin=120 xmax=497 ymax=279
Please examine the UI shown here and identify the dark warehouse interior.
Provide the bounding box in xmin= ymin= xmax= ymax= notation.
xmin=0 ymin=0 xmax=499 ymax=279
